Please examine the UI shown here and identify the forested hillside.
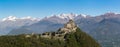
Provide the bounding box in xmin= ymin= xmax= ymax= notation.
xmin=0 ymin=28 xmax=100 ymax=47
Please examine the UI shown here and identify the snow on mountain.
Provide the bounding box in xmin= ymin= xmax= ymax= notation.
xmin=0 ymin=16 xmax=41 ymax=35
xmin=1 ymin=16 xmax=40 ymax=22
xmin=97 ymin=12 xmax=120 ymax=19
xmin=21 ymin=16 xmax=41 ymax=21
xmin=43 ymin=13 xmax=88 ymax=20
xmin=58 ymin=13 xmax=78 ymax=19
xmin=80 ymin=14 xmax=87 ymax=18
xmin=2 ymin=16 xmax=18 ymax=21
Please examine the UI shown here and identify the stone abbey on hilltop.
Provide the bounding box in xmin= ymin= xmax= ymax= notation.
xmin=40 ymin=19 xmax=77 ymax=39
xmin=25 ymin=19 xmax=78 ymax=40
xmin=60 ymin=19 xmax=77 ymax=33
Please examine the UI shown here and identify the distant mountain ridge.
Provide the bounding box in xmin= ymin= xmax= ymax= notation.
xmin=8 ymin=13 xmax=88 ymax=35
xmin=1 ymin=12 xmax=120 ymax=35
xmin=1 ymin=16 xmax=40 ymax=21
xmin=7 ymin=12 xmax=120 ymax=34
xmin=0 ymin=16 xmax=40 ymax=35
xmin=0 ymin=13 xmax=87 ymax=35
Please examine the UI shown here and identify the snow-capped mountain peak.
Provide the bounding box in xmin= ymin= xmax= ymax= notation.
xmin=43 ymin=13 xmax=88 ymax=20
xmin=21 ymin=16 xmax=40 ymax=21
xmin=2 ymin=16 xmax=18 ymax=21
xmin=21 ymin=16 xmax=32 ymax=19
xmin=58 ymin=13 xmax=78 ymax=19
xmin=80 ymin=14 xmax=87 ymax=18
xmin=1 ymin=16 xmax=40 ymax=21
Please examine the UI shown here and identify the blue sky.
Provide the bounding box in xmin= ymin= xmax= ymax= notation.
xmin=0 ymin=0 xmax=120 ymax=18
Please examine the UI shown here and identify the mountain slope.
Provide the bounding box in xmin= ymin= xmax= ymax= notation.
xmin=64 ymin=27 xmax=100 ymax=47
xmin=8 ymin=28 xmax=33 ymax=35
xmin=89 ymin=18 xmax=120 ymax=47
xmin=0 ymin=16 xmax=40 ymax=35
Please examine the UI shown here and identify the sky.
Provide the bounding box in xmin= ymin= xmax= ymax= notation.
xmin=0 ymin=0 xmax=120 ymax=18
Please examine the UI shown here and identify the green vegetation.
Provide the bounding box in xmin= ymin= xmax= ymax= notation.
xmin=0 ymin=27 xmax=101 ymax=47
xmin=64 ymin=28 xmax=101 ymax=47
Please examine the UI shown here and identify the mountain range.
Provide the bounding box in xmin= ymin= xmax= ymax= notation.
xmin=0 ymin=12 xmax=120 ymax=47
xmin=0 ymin=16 xmax=40 ymax=35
